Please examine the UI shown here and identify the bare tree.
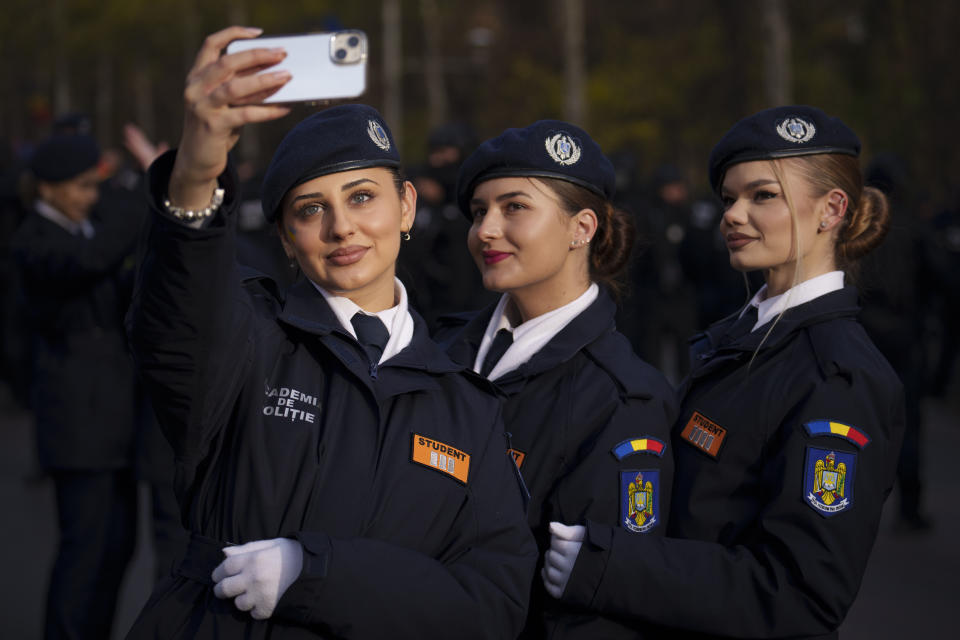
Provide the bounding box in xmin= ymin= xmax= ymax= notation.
xmin=133 ymin=61 xmax=156 ymax=142
xmin=382 ymin=0 xmax=402 ymax=144
xmin=228 ymin=0 xmax=261 ymax=165
xmin=761 ymin=0 xmax=792 ymax=105
xmin=96 ymin=46 xmax=114 ymax=146
xmin=563 ymin=0 xmax=586 ymax=125
xmin=420 ymin=0 xmax=450 ymax=129
xmin=52 ymin=0 xmax=71 ymax=116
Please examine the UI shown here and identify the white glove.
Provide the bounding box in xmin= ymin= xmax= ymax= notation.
xmin=212 ymin=537 xmax=304 ymax=620
xmin=541 ymin=521 xmax=585 ymax=599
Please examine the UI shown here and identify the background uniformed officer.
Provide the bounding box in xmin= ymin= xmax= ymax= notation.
xmin=12 ymin=132 xmax=143 ymax=639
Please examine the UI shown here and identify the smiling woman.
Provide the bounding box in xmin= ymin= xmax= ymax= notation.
xmin=124 ymin=25 xmax=536 ymax=640
xmin=437 ymin=120 xmax=676 ymax=638
xmin=277 ymin=167 xmax=414 ymax=310
xmin=544 ymin=105 xmax=905 ymax=640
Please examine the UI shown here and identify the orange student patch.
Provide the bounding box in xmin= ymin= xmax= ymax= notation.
xmin=680 ymin=411 xmax=727 ymax=458
xmin=411 ymin=433 xmax=471 ymax=484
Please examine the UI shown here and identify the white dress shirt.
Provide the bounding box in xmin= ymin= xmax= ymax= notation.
xmin=474 ymin=283 xmax=600 ymax=381
xmin=742 ymin=271 xmax=845 ymax=332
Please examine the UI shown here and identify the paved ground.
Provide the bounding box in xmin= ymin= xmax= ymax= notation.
xmin=0 ymin=385 xmax=956 ymax=638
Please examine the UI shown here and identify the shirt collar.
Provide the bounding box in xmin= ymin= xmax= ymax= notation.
xmin=475 ymin=282 xmax=599 ymax=380
xmin=743 ymin=270 xmax=845 ymax=331
xmin=311 ymin=277 xmax=414 ymax=363
xmin=34 ymin=200 xmax=95 ymax=238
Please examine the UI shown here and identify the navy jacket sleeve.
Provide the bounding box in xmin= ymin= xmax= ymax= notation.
xmin=273 ymin=405 xmax=539 ymax=639
xmin=554 ymin=351 xmax=677 ymax=615
xmin=126 ymin=150 xmax=251 ymax=469
xmin=561 ymin=367 xmax=903 ymax=637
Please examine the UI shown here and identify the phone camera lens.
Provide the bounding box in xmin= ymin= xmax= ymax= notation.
xmin=335 ymin=48 xmax=347 ymax=60
xmin=348 ymin=36 xmax=359 ymax=47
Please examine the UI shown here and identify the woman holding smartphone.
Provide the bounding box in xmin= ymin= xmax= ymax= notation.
xmin=438 ymin=120 xmax=676 ymax=638
xmin=543 ymin=106 xmax=905 ymax=639
xmin=126 ymin=26 xmax=535 ymax=638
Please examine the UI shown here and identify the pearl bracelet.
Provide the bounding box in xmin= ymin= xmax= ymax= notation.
xmin=163 ymin=187 xmax=225 ymax=222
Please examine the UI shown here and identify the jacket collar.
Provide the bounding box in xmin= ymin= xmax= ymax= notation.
xmin=445 ymin=287 xmax=624 ymax=393
xmin=277 ymin=276 xmax=344 ymax=337
xmin=276 ymin=276 xmax=464 ymax=396
xmin=688 ymin=285 xmax=861 ymax=378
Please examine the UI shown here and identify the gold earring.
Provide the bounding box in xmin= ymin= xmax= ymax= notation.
xmin=402 ymin=231 xmax=411 ymax=241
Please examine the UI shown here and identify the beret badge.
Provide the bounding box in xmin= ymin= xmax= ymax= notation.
xmin=776 ymin=117 xmax=817 ymax=144
xmin=367 ymin=119 xmax=391 ymax=151
xmin=545 ymin=132 xmax=582 ymax=166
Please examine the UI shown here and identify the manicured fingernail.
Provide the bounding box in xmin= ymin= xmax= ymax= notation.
xmin=273 ymin=71 xmax=292 ymax=81
xmin=246 ymin=27 xmax=263 ymax=35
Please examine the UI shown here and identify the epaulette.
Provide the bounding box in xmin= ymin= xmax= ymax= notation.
xmin=238 ymin=265 xmax=284 ymax=305
xmin=583 ymin=330 xmax=668 ymax=401
xmin=803 ymin=320 xmax=855 ymax=383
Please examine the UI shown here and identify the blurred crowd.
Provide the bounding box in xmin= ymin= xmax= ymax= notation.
xmin=0 ymin=111 xmax=957 ymax=634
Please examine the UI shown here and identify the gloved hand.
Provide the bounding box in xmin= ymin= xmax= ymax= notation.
xmin=212 ymin=537 xmax=304 ymax=620
xmin=541 ymin=521 xmax=585 ymax=599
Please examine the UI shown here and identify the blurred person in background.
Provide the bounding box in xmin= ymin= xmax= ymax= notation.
xmin=632 ymin=163 xmax=698 ymax=382
xmin=11 ymin=131 xmax=144 ymax=639
xmin=0 ymin=136 xmax=31 ymax=408
xmin=858 ymin=152 xmax=933 ymax=531
xmin=678 ymin=187 xmax=755 ymax=330
xmin=925 ymin=188 xmax=960 ymax=401
xmin=399 ymin=121 xmax=496 ymax=328
xmin=608 ymin=147 xmax=652 ymax=362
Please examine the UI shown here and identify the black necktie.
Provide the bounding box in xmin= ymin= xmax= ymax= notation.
xmin=351 ymin=313 xmax=390 ymax=364
xmin=480 ymin=328 xmax=513 ymax=377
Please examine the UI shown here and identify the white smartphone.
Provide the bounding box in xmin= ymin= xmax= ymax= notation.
xmin=225 ymin=31 xmax=368 ymax=103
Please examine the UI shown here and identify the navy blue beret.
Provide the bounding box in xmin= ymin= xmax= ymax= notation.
xmin=29 ymin=134 xmax=100 ymax=182
xmin=456 ymin=120 xmax=616 ymax=218
xmin=261 ymin=104 xmax=401 ymax=222
xmin=708 ymin=105 xmax=860 ymax=193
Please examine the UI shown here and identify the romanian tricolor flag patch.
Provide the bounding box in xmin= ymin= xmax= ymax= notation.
xmin=803 ymin=420 xmax=871 ymax=449
xmin=612 ymin=437 xmax=666 ymax=460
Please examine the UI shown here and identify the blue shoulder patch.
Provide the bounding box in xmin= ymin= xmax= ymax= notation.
xmin=803 ymin=446 xmax=857 ymax=517
xmin=620 ymin=469 xmax=660 ymax=533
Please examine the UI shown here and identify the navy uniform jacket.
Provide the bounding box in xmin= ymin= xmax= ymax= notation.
xmin=11 ymin=203 xmax=142 ymax=469
xmin=560 ymin=286 xmax=905 ymax=640
xmin=438 ymin=291 xmax=677 ymax=639
xmin=125 ymin=153 xmax=537 ymax=639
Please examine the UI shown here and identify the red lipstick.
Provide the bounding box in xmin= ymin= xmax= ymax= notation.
xmin=482 ymin=250 xmax=511 ymax=265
